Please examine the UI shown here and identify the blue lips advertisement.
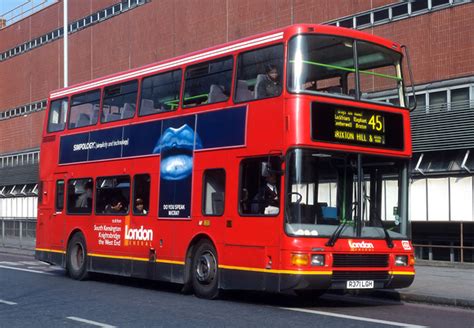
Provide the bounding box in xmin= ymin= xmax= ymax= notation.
xmin=59 ymin=106 xmax=247 ymax=218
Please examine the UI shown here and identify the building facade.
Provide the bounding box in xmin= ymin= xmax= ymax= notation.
xmin=1 ymin=0 xmax=473 ymax=261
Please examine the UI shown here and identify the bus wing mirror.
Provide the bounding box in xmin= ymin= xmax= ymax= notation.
xmin=261 ymin=162 xmax=270 ymax=177
xmin=402 ymin=45 xmax=417 ymax=112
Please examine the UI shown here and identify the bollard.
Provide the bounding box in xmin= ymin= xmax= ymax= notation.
xmin=19 ymin=220 xmax=23 ymax=248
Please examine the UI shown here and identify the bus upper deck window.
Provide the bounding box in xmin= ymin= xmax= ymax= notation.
xmin=69 ymin=90 xmax=100 ymax=129
xmin=48 ymin=98 xmax=68 ymax=132
xmin=234 ymin=44 xmax=284 ymax=103
xmin=183 ymin=57 xmax=233 ymax=108
xmin=139 ymin=69 xmax=181 ymax=115
xmin=101 ymin=80 xmax=138 ymax=123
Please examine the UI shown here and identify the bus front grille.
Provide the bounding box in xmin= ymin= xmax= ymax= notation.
xmin=333 ymin=254 xmax=389 ymax=268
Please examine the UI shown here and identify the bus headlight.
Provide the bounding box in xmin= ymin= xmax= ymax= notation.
xmin=311 ymin=254 xmax=325 ymax=266
xmin=395 ymin=255 xmax=408 ymax=266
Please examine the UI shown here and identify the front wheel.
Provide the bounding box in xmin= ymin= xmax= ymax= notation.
xmin=66 ymin=233 xmax=89 ymax=280
xmin=192 ymin=240 xmax=219 ymax=299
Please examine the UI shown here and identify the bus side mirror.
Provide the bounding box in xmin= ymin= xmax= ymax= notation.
xmin=401 ymin=45 xmax=417 ymax=112
xmin=261 ymin=162 xmax=270 ymax=177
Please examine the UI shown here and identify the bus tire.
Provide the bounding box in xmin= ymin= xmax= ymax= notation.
xmin=66 ymin=233 xmax=89 ymax=280
xmin=192 ymin=240 xmax=219 ymax=299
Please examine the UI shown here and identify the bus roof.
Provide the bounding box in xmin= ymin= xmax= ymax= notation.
xmin=50 ymin=24 xmax=402 ymax=100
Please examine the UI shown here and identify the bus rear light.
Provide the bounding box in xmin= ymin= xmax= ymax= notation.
xmin=395 ymin=255 xmax=408 ymax=266
xmin=311 ymin=254 xmax=325 ymax=266
xmin=291 ymin=253 xmax=309 ymax=266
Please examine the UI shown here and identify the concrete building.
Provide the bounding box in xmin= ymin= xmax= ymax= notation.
xmin=1 ymin=0 xmax=473 ymax=261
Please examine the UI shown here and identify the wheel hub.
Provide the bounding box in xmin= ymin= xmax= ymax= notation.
xmin=71 ymin=243 xmax=84 ymax=271
xmin=196 ymin=251 xmax=216 ymax=284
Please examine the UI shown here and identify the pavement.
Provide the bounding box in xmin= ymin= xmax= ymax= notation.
xmin=1 ymin=245 xmax=473 ymax=309
xmin=367 ymin=261 xmax=474 ymax=309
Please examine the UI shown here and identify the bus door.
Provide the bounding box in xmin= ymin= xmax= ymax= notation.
xmin=223 ymin=156 xmax=282 ymax=287
xmin=48 ymin=173 xmax=67 ymax=249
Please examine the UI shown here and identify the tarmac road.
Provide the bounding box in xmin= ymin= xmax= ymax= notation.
xmin=1 ymin=252 xmax=473 ymax=328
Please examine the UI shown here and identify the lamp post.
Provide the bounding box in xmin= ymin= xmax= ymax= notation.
xmin=63 ymin=0 xmax=68 ymax=87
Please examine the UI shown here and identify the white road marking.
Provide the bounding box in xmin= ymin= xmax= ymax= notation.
xmin=0 ymin=264 xmax=52 ymax=275
xmin=66 ymin=317 xmax=116 ymax=328
xmin=0 ymin=299 xmax=17 ymax=305
xmin=280 ymin=307 xmax=428 ymax=328
xmin=20 ymin=261 xmax=43 ymax=266
xmin=0 ymin=261 xmax=22 ymax=266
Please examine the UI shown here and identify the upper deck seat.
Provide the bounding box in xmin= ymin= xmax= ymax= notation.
xmin=208 ymin=84 xmax=228 ymax=104
xmin=235 ymin=80 xmax=253 ymax=102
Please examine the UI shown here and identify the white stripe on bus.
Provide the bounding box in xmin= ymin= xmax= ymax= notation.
xmin=50 ymin=32 xmax=284 ymax=98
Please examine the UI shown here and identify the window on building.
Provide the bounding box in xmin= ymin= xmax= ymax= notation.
xmin=239 ymin=156 xmax=281 ymax=216
xmin=67 ymin=178 xmax=93 ymax=214
xmin=183 ymin=56 xmax=233 ymax=107
xmin=69 ymin=89 xmax=100 ymax=129
xmin=356 ymin=13 xmax=371 ymax=27
xmin=48 ymin=98 xmax=68 ymax=132
xmin=56 ymin=180 xmax=65 ymax=211
xmin=409 ymin=93 xmax=426 ymax=112
xmin=96 ymin=176 xmax=130 ymax=215
xmin=451 ymin=87 xmax=470 ymax=110
xmin=133 ymin=174 xmax=150 ymax=215
xmin=101 ymin=80 xmax=138 ymax=123
xmin=139 ymin=69 xmax=181 ymax=115
xmin=339 ymin=18 xmax=353 ymax=28
xmin=391 ymin=3 xmax=408 ymax=18
xmin=202 ymin=169 xmax=226 ymax=216
xmin=428 ymin=90 xmax=448 ymax=112
xmin=411 ymin=0 xmax=429 ymax=13
xmin=235 ymin=44 xmax=284 ymax=102
xmin=432 ymin=0 xmax=450 ymax=7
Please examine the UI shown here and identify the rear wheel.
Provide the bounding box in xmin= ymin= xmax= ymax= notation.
xmin=192 ymin=240 xmax=219 ymax=299
xmin=66 ymin=233 xmax=89 ymax=280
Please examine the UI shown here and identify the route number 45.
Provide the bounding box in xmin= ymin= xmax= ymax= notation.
xmin=368 ymin=114 xmax=383 ymax=131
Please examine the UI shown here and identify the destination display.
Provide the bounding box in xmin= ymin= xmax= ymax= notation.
xmin=311 ymin=102 xmax=404 ymax=150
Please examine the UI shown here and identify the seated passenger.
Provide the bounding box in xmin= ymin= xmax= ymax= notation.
xmin=251 ymin=172 xmax=279 ymax=215
xmin=134 ymin=198 xmax=147 ymax=215
xmin=255 ymin=64 xmax=282 ymax=99
xmin=105 ymin=199 xmax=126 ymax=214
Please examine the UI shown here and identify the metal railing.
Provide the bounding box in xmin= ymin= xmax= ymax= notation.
xmin=0 ymin=217 xmax=36 ymax=249
xmin=414 ymin=243 xmax=474 ymax=263
xmin=0 ymin=0 xmax=57 ymax=28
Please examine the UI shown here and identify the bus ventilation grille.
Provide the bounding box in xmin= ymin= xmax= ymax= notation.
xmin=332 ymin=254 xmax=389 ymax=268
xmin=332 ymin=271 xmax=389 ymax=281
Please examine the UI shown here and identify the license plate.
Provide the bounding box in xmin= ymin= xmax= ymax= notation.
xmin=346 ymin=280 xmax=374 ymax=289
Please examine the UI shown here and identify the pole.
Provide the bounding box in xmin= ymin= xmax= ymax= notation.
xmin=63 ymin=0 xmax=68 ymax=88
xmin=460 ymin=222 xmax=464 ymax=263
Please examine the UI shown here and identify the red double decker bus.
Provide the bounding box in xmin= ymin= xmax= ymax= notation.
xmin=36 ymin=24 xmax=415 ymax=299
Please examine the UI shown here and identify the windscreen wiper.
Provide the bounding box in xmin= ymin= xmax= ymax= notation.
xmin=365 ymin=195 xmax=393 ymax=248
xmin=325 ymin=218 xmax=348 ymax=247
